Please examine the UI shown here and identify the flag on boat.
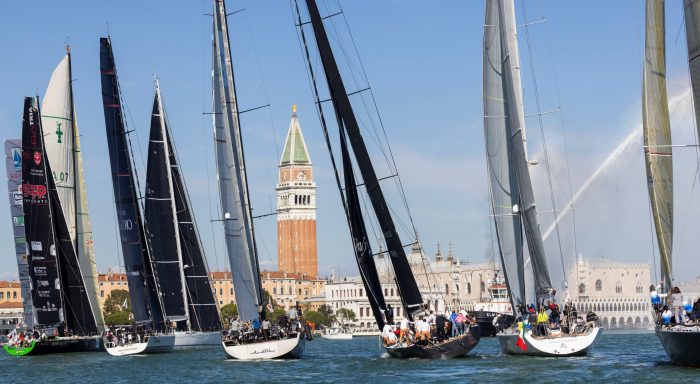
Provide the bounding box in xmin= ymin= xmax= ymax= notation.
xmin=516 ymin=322 xmax=527 ymax=351
xmin=266 ymin=298 xmax=273 ymax=312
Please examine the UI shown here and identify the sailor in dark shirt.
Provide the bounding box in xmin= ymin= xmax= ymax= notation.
xmin=435 ymin=314 xmax=446 ymax=341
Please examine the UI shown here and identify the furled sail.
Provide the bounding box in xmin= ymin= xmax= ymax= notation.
xmin=643 ymin=0 xmax=673 ymax=291
xmin=305 ymin=0 xmax=424 ymax=317
xmin=483 ymin=0 xmax=525 ymax=311
xmin=495 ymin=0 xmax=552 ymax=301
xmin=212 ymin=0 xmax=263 ymax=322
xmin=4 ymin=139 xmax=33 ymax=328
xmin=42 ymin=52 xmax=104 ymax=332
xmin=145 ymin=82 xmax=188 ymax=325
xmin=99 ymin=37 xmax=164 ymax=326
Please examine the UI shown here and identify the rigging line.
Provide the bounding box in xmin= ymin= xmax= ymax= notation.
xmin=240 ymin=3 xmax=281 ymax=163
xmin=334 ymin=1 xmax=420 ymax=240
xmin=292 ymin=0 xmax=386 ymax=310
xmin=202 ymin=0 xmax=221 ymax=275
xmin=543 ymin=18 xmax=578 ymax=282
xmin=520 ymin=0 xmax=566 ymax=279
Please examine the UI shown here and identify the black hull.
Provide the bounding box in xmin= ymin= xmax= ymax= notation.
xmin=8 ymin=336 xmax=104 ymax=356
xmin=656 ymin=326 xmax=700 ymax=367
xmin=384 ymin=326 xmax=481 ymax=359
xmin=472 ymin=311 xmax=515 ymax=337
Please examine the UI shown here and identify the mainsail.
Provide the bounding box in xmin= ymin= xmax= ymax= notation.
xmin=483 ymin=0 xmax=552 ymax=305
xmin=212 ymin=0 xmax=263 ymax=322
xmin=304 ymin=0 xmax=423 ymax=318
xmin=99 ymin=37 xmax=164 ymax=327
xmin=4 ymin=139 xmax=33 ymax=327
xmin=165 ymin=108 xmax=222 ymax=331
xmin=42 ymin=51 xmax=104 ymax=331
xmin=22 ymin=96 xmax=98 ymax=335
xmin=145 ymin=82 xmax=188 ymax=326
xmin=483 ymin=0 xmax=525 ymax=310
xmin=684 ymin=0 xmax=700 ymax=142
xmin=643 ymin=0 xmax=673 ymax=291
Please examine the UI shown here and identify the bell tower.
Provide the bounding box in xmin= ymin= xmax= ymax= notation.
xmin=276 ymin=105 xmax=317 ymax=276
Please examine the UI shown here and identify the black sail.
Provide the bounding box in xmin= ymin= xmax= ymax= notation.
xmin=305 ymin=0 xmax=423 ymax=317
xmin=99 ymin=37 xmax=163 ymax=327
xmin=340 ymin=129 xmax=387 ymax=330
xmin=166 ymin=124 xmax=221 ymax=331
xmin=22 ymin=97 xmax=63 ymax=329
xmin=50 ymin=167 xmax=98 ymax=335
xmin=145 ymin=89 xmax=187 ymax=327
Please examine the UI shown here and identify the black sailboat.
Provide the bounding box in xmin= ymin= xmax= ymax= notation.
xmin=3 ymin=97 xmax=102 ymax=356
xmin=145 ymin=80 xmax=221 ymax=346
xmin=295 ymin=0 xmax=480 ymax=359
xmin=99 ymin=37 xmax=174 ymax=355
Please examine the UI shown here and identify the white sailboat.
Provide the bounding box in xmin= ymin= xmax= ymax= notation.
xmin=483 ymin=0 xmax=601 ymax=356
xmin=321 ymin=327 xmax=353 ymax=341
xmin=211 ymin=0 xmax=304 ymax=360
xmin=644 ymin=0 xmax=700 ymax=367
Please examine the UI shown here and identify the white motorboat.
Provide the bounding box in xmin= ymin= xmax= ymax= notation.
xmin=321 ymin=327 xmax=353 ymax=340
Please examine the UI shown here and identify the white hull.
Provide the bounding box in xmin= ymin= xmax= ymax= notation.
xmin=105 ymin=334 xmax=175 ymax=356
xmin=498 ymin=327 xmax=601 ymax=357
xmin=222 ymin=332 xmax=305 ymax=360
xmin=321 ymin=333 xmax=353 ymax=340
xmin=352 ymin=330 xmax=380 ymax=337
xmin=173 ymin=331 xmax=221 ymax=346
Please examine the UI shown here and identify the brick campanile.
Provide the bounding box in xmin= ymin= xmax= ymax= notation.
xmin=276 ymin=105 xmax=317 ymax=277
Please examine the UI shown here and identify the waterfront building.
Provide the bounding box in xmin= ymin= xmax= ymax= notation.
xmin=260 ymin=271 xmax=326 ymax=310
xmin=276 ymin=106 xmax=317 ymax=277
xmin=568 ymin=257 xmax=653 ymax=329
xmin=0 ymin=281 xmax=21 ymax=304
xmin=97 ymin=271 xmax=128 ymax=307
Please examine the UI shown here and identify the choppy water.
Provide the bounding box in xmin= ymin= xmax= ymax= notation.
xmin=0 ymin=331 xmax=697 ymax=383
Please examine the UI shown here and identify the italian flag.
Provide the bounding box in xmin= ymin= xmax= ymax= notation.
xmin=516 ymin=325 xmax=527 ymax=351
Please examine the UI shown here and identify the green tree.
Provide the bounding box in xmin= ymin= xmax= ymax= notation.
xmin=336 ymin=308 xmax=356 ymax=322
xmin=304 ymin=311 xmax=327 ymax=326
xmin=220 ymin=303 xmax=238 ymax=324
xmin=102 ymin=289 xmax=130 ymax=319
xmin=267 ymin=308 xmax=286 ymax=324
xmin=318 ymin=304 xmax=336 ymax=325
xmin=104 ymin=311 xmax=132 ymax=326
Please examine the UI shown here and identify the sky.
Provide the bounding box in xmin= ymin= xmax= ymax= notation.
xmin=0 ymin=1 xmax=698 ymax=289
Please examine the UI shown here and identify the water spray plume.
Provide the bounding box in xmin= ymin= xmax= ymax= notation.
xmin=542 ymin=90 xmax=691 ymax=241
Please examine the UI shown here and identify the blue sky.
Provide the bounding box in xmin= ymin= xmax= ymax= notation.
xmin=0 ymin=1 xmax=698 ymax=290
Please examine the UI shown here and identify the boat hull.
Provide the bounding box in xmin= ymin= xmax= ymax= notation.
xmin=222 ymin=332 xmax=305 ymax=360
xmin=384 ymin=325 xmax=481 ymax=359
xmin=105 ymin=334 xmax=175 ymax=356
xmin=3 ymin=336 xmax=103 ymax=356
xmin=656 ymin=326 xmax=700 ymax=367
xmin=173 ymin=331 xmax=221 ymax=347
xmin=472 ymin=310 xmax=515 ymax=337
xmin=321 ymin=333 xmax=353 ymax=340
xmin=498 ymin=327 xmax=601 ymax=357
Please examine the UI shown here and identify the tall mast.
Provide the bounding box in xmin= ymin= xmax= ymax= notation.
xmin=304 ymin=0 xmax=423 ymax=317
xmin=483 ymin=0 xmax=525 ymax=311
xmin=684 ymin=0 xmax=700 ymax=143
xmin=496 ymin=0 xmax=552 ymax=303
xmin=212 ymin=0 xmax=263 ymax=321
xmin=100 ymin=37 xmax=164 ymax=327
xmin=643 ymin=0 xmax=673 ymax=292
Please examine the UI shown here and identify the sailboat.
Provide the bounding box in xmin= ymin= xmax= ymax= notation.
xmin=644 ymin=0 xmax=700 ymax=367
xmin=144 ymin=80 xmax=222 ymax=346
xmin=483 ymin=0 xmax=601 ymax=356
xmin=211 ymin=0 xmax=305 ymax=360
xmin=295 ymin=0 xmax=480 ymax=359
xmin=3 ymin=96 xmax=103 ymax=356
xmin=99 ymin=37 xmax=175 ymax=356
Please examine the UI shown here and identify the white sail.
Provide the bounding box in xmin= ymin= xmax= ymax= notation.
xmin=42 ymin=53 xmax=104 ymax=331
xmin=212 ymin=0 xmax=263 ymax=322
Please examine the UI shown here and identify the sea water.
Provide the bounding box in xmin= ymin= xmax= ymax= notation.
xmin=0 ymin=331 xmax=697 ymax=383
